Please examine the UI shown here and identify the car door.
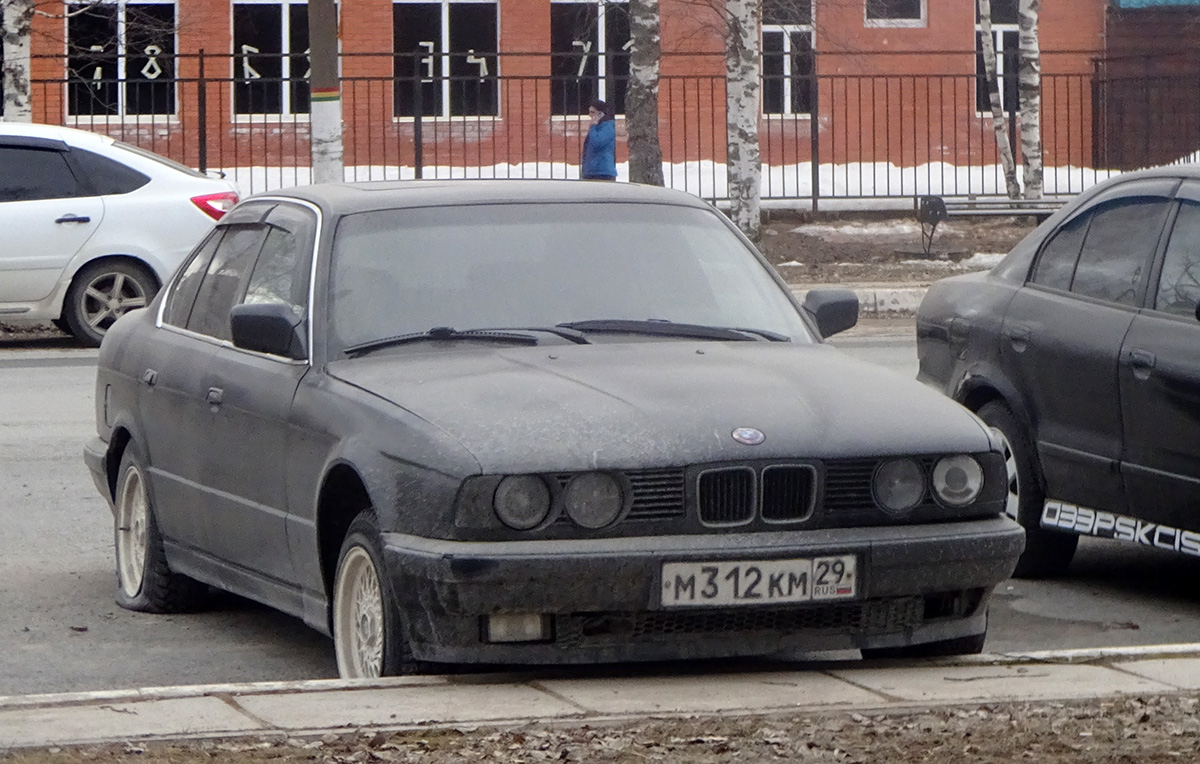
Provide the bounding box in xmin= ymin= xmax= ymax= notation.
xmin=1118 ymin=181 xmax=1200 ymax=544
xmin=1001 ymin=178 xmax=1176 ymax=514
xmin=0 ymin=141 xmax=104 ymax=304
xmin=202 ymin=202 xmax=318 ymax=587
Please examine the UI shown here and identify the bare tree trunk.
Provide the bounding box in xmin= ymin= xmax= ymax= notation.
xmin=2 ymin=0 xmax=35 ymax=122
xmin=626 ymin=0 xmax=664 ymax=185
xmin=977 ymin=0 xmax=1020 ymax=199
xmin=1017 ymin=0 xmax=1043 ymax=199
xmin=309 ymin=0 xmax=344 ymax=184
xmin=724 ymin=0 xmax=761 ymax=243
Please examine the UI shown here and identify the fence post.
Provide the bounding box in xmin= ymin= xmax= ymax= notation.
xmin=197 ymin=50 xmax=208 ymax=173
xmin=810 ymin=69 xmax=819 ymax=212
xmin=412 ymin=54 xmax=423 ymax=179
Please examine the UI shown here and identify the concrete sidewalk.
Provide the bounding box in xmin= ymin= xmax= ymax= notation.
xmin=5 ymin=645 xmax=1200 ymax=750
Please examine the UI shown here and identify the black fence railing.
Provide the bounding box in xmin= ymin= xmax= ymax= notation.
xmin=19 ymin=51 xmax=1200 ymax=202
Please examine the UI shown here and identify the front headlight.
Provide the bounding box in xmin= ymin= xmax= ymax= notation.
xmin=873 ymin=458 xmax=926 ymax=515
xmin=932 ymin=455 xmax=984 ymax=507
xmin=563 ymin=472 xmax=624 ymax=529
xmin=493 ymin=475 xmax=551 ymax=530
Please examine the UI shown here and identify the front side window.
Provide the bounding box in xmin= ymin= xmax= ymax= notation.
xmin=242 ymin=203 xmax=317 ymax=317
xmin=975 ymin=0 xmax=1018 ymax=115
xmin=393 ymin=1 xmax=498 ymax=118
xmin=762 ymin=0 xmax=813 ymax=117
xmin=0 ymin=147 xmax=80 ymax=202
xmin=188 ymin=225 xmax=270 ymax=340
xmin=1071 ymin=198 xmax=1170 ymax=306
xmin=164 ymin=230 xmax=224 ymax=329
xmin=550 ymin=1 xmax=629 ymax=117
xmin=67 ymin=0 xmax=176 ymax=117
xmin=865 ymin=0 xmax=925 ymax=27
xmin=1155 ymin=200 xmax=1200 ymax=318
xmin=234 ymin=1 xmax=312 ymax=116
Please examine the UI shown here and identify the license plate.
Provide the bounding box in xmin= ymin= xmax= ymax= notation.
xmin=660 ymin=556 xmax=857 ymax=607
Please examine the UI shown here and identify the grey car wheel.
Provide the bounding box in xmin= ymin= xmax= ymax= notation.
xmin=64 ymin=260 xmax=158 ymax=347
xmin=977 ymin=400 xmax=1078 ymax=579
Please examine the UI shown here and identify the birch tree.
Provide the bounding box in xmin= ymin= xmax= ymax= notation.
xmin=2 ymin=0 xmax=35 ymax=121
xmin=625 ymin=0 xmax=664 ymax=185
xmin=724 ymin=0 xmax=762 ymax=243
xmin=977 ymin=0 xmax=1019 ymax=199
xmin=1017 ymin=0 xmax=1043 ymax=199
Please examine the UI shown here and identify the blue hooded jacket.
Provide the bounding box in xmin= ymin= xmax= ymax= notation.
xmin=581 ymin=119 xmax=617 ymax=179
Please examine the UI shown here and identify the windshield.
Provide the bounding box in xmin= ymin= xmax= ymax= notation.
xmin=328 ymin=202 xmax=813 ymax=354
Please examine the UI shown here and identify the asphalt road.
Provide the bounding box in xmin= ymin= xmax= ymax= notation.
xmin=1 ymin=332 xmax=1197 ymax=698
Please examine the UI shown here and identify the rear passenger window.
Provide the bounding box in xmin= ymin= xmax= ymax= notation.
xmin=71 ymin=148 xmax=150 ymax=195
xmin=1156 ymin=200 xmax=1200 ymax=318
xmin=1071 ymin=198 xmax=1170 ymax=306
xmin=0 ymin=147 xmax=80 ymax=202
xmin=1032 ymin=214 xmax=1088 ymax=290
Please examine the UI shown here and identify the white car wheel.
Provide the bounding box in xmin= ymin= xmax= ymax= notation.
xmin=115 ymin=462 xmax=149 ymax=598
xmin=333 ymin=545 xmax=386 ymax=678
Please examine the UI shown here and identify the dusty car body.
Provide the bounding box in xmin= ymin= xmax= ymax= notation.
xmin=917 ymin=167 xmax=1200 ymax=578
xmin=86 ymin=180 xmax=1022 ymax=677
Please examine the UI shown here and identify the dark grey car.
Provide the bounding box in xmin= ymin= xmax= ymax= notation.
xmin=86 ymin=180 xmax=1022 ymax=678
xmin=917 ymin=167 xmax=1200 ymax=579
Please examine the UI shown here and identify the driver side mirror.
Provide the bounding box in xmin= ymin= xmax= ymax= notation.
xmin=802 ymin=288 xmax=859 ymax=339
xmin=230 ymin=302 xmax=307 ymax=360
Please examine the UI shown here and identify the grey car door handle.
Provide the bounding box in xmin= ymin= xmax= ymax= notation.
xmin=55 ymin=214 xmax=91 ymax=224
xmin=141 ymin=369 xmax=157 ymax=387
xmin=1003 ymin=324 xmax=1031 ymax=351
xmin=1126 ymin=348 xmax=1156 ymax=381
xmin=207 ymin=387 xmax=224 ymax=406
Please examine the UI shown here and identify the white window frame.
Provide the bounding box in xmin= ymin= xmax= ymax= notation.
xmin=232 ymin=0 xmax=314 ymax=120
xmin=864 ymin=0 xmax=926 ymax=29
xmin=549 ymin=0 xmax=629 ymax=119
xmin=761 ymin=24 xmax=813 ymax=118
xmin=65 ymin=0 xmax=178 ymax=120
xmin=393 ymin=0 xmax=499 ymax=121
xmin=976 ymin=22 xmax=1019 ymax=116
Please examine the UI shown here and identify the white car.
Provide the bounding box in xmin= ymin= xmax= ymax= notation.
xmin=0 ymin=123 xmax=239 ymax=346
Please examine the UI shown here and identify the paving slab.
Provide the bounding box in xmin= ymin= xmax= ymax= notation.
xmin=233 ymin=682 xmax=583 ymax=730
xmin=534 ymin=670 xmax=883 ymax=716
xmin=1110 ymin=657 xmax=1200 ymax=690
xmin=827 ymin=661 xmax=1175 ymax=705
xmin=0 ymin=695 xmax=264 ymax=749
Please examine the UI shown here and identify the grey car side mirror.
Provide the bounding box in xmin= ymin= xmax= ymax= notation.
xmin=230 ymin=302 xmax=307 ymax=359
xmin=802 ymin=288 xmax=859 ymax=339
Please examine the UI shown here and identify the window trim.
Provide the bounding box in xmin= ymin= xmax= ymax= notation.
xmin=393 ymin=0 xmax=501 ymax=120
xmin=864 ymin=0 xmax=926 ymax=29
xmin=65 ymin=0 xmax=179 ymax=120
xmin=232 ymin=0 xmax=320 ymax=118
xmin=975 ymin=22 xmax=1019 ymax=117
xmin=761 ymin=24 xmax=814 ymax=119
xmin=549 ymin=0 xmax=629 ymax=117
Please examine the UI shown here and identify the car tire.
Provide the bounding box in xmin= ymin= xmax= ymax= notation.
xmin=977 ymin=400 xmax=1078 ymax=579
xmin=332 ymin=512 xmax=423 ymax=678
xmin=64 ymin=260 xmax=158 ymax=347
xmin=861 ymin=630 xmax=987 ymax=660
xmin=113 ymin=446 xmax=210 ymax=613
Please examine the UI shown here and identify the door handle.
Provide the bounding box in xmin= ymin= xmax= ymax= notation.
xmin=1002 ymin=324 xmax=1031 ymax=352
xmin=206 ymin=387 xmax=224 ymax=406
xmin=1126 ymin=348 xmax=1156 ymax=381
xmin=141 ymin=369 xmax=157 ymax=387
xmin=54 ymin=214 xmax=91 ymax=224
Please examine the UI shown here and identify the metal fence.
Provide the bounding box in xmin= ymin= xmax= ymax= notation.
xmin=20 ymin=50 xmax=1200 ymax=204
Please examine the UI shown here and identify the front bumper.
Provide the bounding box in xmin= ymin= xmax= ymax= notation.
xmin=382 ymin=516 xmax=1024 ymax=664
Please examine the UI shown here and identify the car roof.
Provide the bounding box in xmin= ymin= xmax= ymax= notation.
xmin=0 ymin=121 xmax=114 ymax=150
xmin=252 ymin=180 xmax=716 ymax=215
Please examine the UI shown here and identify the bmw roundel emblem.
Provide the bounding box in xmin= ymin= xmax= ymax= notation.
xmin=731 ymin=427 xmax=766 ymax=445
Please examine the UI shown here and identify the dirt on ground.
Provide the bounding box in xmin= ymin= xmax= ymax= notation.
xmin=760 ymin=212 xmax=1038 ymax=285
xmin=4 ymin=693 xmax=1199 ymax=764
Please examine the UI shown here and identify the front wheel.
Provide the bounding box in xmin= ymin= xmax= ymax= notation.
xmin=977 ymin=400 xmax=1077 ymax=579
xmin=332 ymin=513 xmax=420 ymax=678
xmin=64 ymin=260 xmax=158 ymax=347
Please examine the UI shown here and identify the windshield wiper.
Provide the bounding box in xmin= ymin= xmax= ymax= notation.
xmin=557 ymin=319 xmax=790 ymax=342
xmin=473 ymin=326 xmax=590 ymax=344
xmin=345 ymin=326 xmax=539 ymax=356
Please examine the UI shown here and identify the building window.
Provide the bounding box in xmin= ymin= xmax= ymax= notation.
xmin=393 ymin=1 xmax=498 ymax=118
xmin=762 ymin=0 xmax=813 ymax=117
xmin=550 ymin=1 xmax=629 ymax=117
xmin=67 ymin=1 xmax=176 ymax=117
xmin=234 ymin=1 xmax=312 ymax=116
xmin=865 ymin=0 xmax=925 ymax=28
xmin=975 ymin=0 xmax=1018 ymax=114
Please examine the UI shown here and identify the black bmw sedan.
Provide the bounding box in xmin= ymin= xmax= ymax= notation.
xmin=918 ymin=167 xmax=1200 ymax=580
xmin=86 ymin=180 xmax=1022 ymax=678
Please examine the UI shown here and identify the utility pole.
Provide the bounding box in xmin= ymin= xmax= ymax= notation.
xmin=309 ymin=0 xmax=344 ymax=184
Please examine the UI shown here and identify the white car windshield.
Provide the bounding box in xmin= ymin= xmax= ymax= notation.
xmin=328 ymin=202 xmax=814 ymax=353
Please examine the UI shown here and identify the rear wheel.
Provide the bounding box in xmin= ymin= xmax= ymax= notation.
xmin=332 ymin=512 xmax=421 ymax=678
xmin=977 ymin=400 xmax=1077 ymax=578
xmin=64 ymin=260 xmax=158 ymax=347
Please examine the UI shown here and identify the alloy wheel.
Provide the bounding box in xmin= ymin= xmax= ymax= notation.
xmin=116 ymin=464 xmax=149 ymax=598
xmin=80 ymin=272 xmax=149 ymax=332
xmin=334 ymin=546 xmax=385 ymax=678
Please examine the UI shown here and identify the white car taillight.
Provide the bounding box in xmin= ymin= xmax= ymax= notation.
xmin=191 ymin=191 xmax=240 ymax=220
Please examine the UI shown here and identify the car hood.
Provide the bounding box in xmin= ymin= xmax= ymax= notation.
xmin=328 ymin=342 xmax=990 ymax=473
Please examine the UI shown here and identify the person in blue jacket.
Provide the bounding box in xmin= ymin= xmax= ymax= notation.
xmin=581 ymin=99 xmax=617 ymax=180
